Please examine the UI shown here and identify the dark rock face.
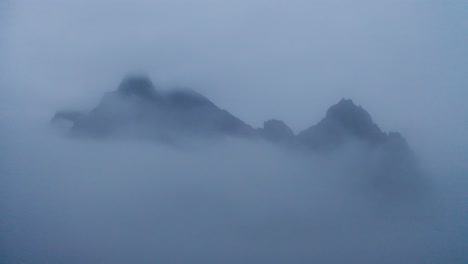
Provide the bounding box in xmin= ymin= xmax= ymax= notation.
xmin=324 ymin=99 xmax=386 ymax=143
xmin=166 ymin=89 xmax=216 ymax=109
xmin=259 ymin=119 xmax=295 ymax=144
xmin=117 ymin=75 xmax=160 ymax=100
xmin=58 ymin=75 xmax=255 ymax=139
xmin=52 ymin=76 xmax=414 ymax=153
xmin=291 ymin=99 xmax=422 ymax=195
xmin=52 ymin=76 xmax=411 ymax=154
xmin=52 ymin=75 xmax=424 ymax=195
xmin=298 ymin=99 xmax=388 ymax=150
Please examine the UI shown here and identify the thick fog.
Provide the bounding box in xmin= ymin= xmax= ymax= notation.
xmin=1 ymin=0 xmax=467 ymax=263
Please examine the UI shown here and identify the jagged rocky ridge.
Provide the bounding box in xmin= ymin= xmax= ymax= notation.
xmin=54 ymin=75 xmax=255 ymax=140
xmin=53 ymin=74 xmax=423 ymax=194
xmin=53 ymin=75 xmax=409 ymax=151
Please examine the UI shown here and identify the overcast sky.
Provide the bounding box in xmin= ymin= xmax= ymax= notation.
xmin=1 ymin=0 xmax=467 ymax=160
xmin=1 ymin=1 xmax=467 ymax=263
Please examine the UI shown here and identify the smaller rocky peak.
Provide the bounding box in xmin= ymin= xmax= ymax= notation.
xmin=260 ymin=119 xmax=295 ymax=143
xmin=117 ymin=74 xmax=159 ymax=100
xmin=166 ymin=89 xmax=216 ymax=109
xmin=325 ymin=98 xmax=384 ymax=141
xmin=297 ymin=99 xmax=388 ymax=149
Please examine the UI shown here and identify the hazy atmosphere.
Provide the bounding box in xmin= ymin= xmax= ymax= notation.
xmin=1 ymin=0 xmax=467 ymax=263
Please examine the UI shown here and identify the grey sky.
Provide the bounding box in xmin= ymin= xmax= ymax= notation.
xmin=1 ymin=1 xmax=467 ymax=263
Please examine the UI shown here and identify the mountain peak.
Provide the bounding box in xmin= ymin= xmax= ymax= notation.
xmin=297 ymin=99 xmax=386 ymax=149
xmin=53 ymin=76 xmax=403 ymax=152
xmin=326 ymin=98 xmax=383 ymax=141
xmin=117 ymin=74 xmax=158 ymax=99
xmin=326 ymin=98 xmax=364 ymax=118
xmin=337 ymin=98 xmax=355 ymax=106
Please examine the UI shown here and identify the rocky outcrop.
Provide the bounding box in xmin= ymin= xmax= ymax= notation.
xmin=56 ymin=75 xmax=256 ymax=139
xmin=117 ymin=74 xmax=161 ymax=100
xmin=324 ymin=99 xmax=384 ymax=143
xmin=259 ymin=119 xmax=295 ymax=144
xmin=52 ymin=75 xmax=423 ymax=196
xmin=52 ymin=76 xmax=410 ymax=153
xmin=298 ymin=99 xmax=395 ymax=150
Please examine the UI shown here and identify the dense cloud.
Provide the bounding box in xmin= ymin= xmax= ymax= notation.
xmin=1 ymin=0 xmax=467 ymax=263
xmin=1 ymin=117 xmax=466 ymax=263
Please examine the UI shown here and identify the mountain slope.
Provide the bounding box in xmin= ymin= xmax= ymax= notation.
xmin=53 ymin=75 xmax=413 ymax=157
xmin=59 ymin=75 xmax=256 ymax=140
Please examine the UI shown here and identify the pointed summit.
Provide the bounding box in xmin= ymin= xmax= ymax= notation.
xmin=325 ymin=98 xmax=384 ymax=142
xmin=326 ymin=99 xmax=366 ymax=120
xmin=297 ymin=99 xmax=386 ymax=149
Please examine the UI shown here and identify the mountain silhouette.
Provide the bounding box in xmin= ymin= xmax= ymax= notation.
xmin=52 ymin=74 xmax=424 ymax=195
xmin=54 ymin=75 xmax=255 ymax=140
xmin=52 ymin=75 xmax=409 ymax=150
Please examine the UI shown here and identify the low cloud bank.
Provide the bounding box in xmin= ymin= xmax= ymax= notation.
xmin=0 ymin=116 xmax=466 ymax=264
